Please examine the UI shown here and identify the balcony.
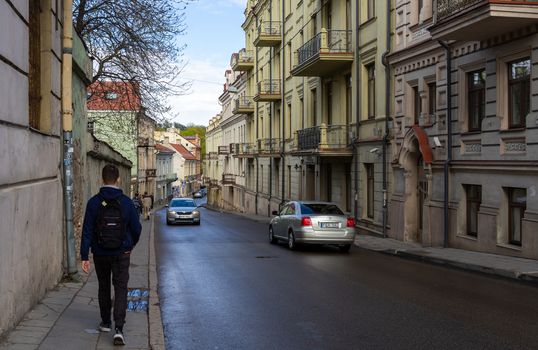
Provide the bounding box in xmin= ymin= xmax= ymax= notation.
xmin=222 ymin=174 xmax=236 ymax=186
xmin=145 ymin=169 xmax=157 ymax=178
xmin=291 ymin=29 xmax=353 ymax=78
xmin=232 ymin=96 xmax=255 ymax=115
xmin=257 ymin=138 xmax=281 ymax=157
xmin=253 ymin=80 xmax=281 ymax=102
xmin=166 ymin=174 xmax=178 ymax=183
xmin=207 ymin=152 xmax=219 ymax=160
xmin=430 ymin=0 xmax=538 ymax=41
xmin=231 ymin=49 xmax=254 ymax=71
xmin=234 ymin=143 xmax=258 ymax=158
xmin=254 ymin=21 xmax=281 ymax=47
xmin=294 ymin=124 xmax=352 ymax=156
xmin=218 ymin=146 xmax=229 ymax=155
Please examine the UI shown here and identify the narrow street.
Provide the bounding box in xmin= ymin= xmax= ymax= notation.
xmin=155 ymin=204 xmax=538 ymax=350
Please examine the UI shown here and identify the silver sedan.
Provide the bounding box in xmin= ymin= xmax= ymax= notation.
xmin=269 ymin=201 xmax=356 ymax=252
xmin=166 ymin=198 xmax=201 ymax=225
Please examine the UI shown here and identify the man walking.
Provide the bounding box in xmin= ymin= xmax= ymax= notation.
xmin=81 ymin=164 xmax=142 ymax=345
xmin=142 ymin=191 xmax=152 ymax=220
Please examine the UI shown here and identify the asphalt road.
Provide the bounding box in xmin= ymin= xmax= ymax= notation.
xmin=155 ymin=203 xmax=538 ymax=350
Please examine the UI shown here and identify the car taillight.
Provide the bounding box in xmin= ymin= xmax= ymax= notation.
xmin=347 ymin=217 xmax=355 ymax=228
xmin=301 ymin=217 xmax=312 ymax=226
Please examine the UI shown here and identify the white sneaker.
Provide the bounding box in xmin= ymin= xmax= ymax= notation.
xmin=113 ymin=328 xmax=125 ymax=345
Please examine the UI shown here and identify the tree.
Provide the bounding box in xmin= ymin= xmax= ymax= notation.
xmin=73 ymin=0 xmax=195 ymax=119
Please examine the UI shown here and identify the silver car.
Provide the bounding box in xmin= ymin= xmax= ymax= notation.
xmin=269 ymin=201 xmax=356 ymax=252
xmin=166 ymin=198 xmax=201 ymax=225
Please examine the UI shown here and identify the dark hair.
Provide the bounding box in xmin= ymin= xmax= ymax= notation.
xmin=102 ymin=164 xmax=120 ymax=184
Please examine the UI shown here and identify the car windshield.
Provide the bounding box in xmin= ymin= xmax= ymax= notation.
xmin=170 ymin=199 xmax=196 ymax=207
xmin=300 ymin=203 xmax=344 ymax=215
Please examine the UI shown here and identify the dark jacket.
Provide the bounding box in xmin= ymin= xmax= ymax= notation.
xmin=80 ymin=186 xmax=142 ymax=260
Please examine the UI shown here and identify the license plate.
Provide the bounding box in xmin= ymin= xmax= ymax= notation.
xmin=321 ymin=222 xmax=339 ymax=228
xmin=179 ymin=215 xmax=191 ymax=219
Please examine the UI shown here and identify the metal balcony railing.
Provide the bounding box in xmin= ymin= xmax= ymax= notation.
xmin=218 ymin=146 xmax=229 ymax=155
xmin=258 ymin=21 xmax=281 ymax=36
xmin=257 ymin=79 xmax=281 ymax=95
xmin=231 ymin=49 xmax=254 ymax=67
xmin=297 ymin=127 xmax=321 ymax=151
xmin=257 ymin=138 xmax=281 ymax=154
xmin=234 ymin=96 xmax=254 ymax=110
xmin=207 ymin=152 xmax=219 ymax=160
xmin=296 ymin=29 xmax=352 ymax=67
xmin=437 ymin=0 xmax=484 ymax=20
xmin=297 ymin=124 xmax=351 ymax=151
xmin=234 ymin=143 xmax=257 ymax=156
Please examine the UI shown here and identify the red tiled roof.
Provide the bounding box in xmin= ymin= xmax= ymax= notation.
xmin=87 ymin=81 xmax=141 ymax=111
xmin=169 ymin=143 xmax=196 ymax=160
xmin=155 ymin=144 xmax=175 ymax=153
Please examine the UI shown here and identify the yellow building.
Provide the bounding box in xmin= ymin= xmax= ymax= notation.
xmin=215 ymin=0 xmax=392 ymax=229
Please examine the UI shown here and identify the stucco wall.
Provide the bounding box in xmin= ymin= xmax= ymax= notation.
xmin=0 ymin=0 xmax=64 ymax=336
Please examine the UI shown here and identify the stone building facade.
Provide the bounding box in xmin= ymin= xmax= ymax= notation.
xmin=388 ymin=0 xmax=538 ymax=259
xmin=0 ymin=0 xmax=65 ymax=336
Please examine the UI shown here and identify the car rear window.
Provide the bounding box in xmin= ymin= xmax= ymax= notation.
xmin=170 ymin=199 xmax=196 ymax=207
xmin=300 ymin=204 xmax=344 ymax=215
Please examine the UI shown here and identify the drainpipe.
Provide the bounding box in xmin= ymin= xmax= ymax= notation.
xmin=281 ymin=1 xmax=286 ymax=204
xmin=62 ymin=0 xmax=77 ymax=276
xmin=268 ymin=1 xmax=273 ymax=216
xmin=354 ymin=0 xmax=361 ymax=222
xmin=438 ymin=40 xmax=452 ymax=248
xmin=254 ymin=12 xmax=259 ymax=215
xmin=381 ymin=0 xmax=391 ymax=238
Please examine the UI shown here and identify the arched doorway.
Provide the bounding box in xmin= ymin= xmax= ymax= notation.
xmin=398 ymin=126 xmax=433 ymax=244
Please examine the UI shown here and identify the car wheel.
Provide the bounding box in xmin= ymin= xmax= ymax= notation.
xmin=269 ymin=226 xmax=277 ymax=244
xmin=339 ymin=244 xmax=351 ymax=253
xmin=288 ymin=231 xmax=297 ymax=251
xmin=166 ymin=220 xmax=171 ymax=226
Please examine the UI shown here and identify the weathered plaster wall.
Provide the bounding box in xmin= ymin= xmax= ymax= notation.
xmin=0 ymin=0 xmax=64 ymax=336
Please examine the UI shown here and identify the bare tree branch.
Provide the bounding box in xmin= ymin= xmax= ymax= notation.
xmin=74 ymin=0 xmax=195 ymax=121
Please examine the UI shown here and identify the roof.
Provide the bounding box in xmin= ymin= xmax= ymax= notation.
xmin=87 ymin=81 xmax=141 ymax=111
xmin=155 ymin=143 xmax=175 ymax=154
xmin=169 ymin=143 xmax=196 ymax=160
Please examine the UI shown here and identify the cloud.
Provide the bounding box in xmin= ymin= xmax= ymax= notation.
xmin=168 ymin=58 xmax=227 ymax=126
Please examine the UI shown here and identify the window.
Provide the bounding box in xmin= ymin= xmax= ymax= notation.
xmin=326 ymin=164 xmax=332 ymax=202
xmin=508 ymin=188 xmax=526 ymax=246
xmin=366 ymin=164 xmax=374 ymax=219
xmin=286 ymin=103 xmax=292 ymax=138
xmin=413 ymin=86 xmax=421 ymax=125
xmin=367 ymin=0 xmax=375 ymax=19
xmin=311 ymin=88 xmax=317 ymax=126
xmin=508 ymin=58 xmax=530 ymax=128
xmin=300 ymin=203 xmax=344 ymax=215
xmin=428 ymin=82 xmax=436 ymax=117
xmin=29 ymin=0 xmax=41 ymax=129
xmin=465 ymin=185 xmax=481 ymax=237
xmin=287 ymin=165 xmax=292 ymax=200
xmin=367 ymin=64 xmax=376 ymax=119
xmin=468 ymin=70 xmax=486 ymax=131
xmin=346 ymin=74 xmax=352 ymax=125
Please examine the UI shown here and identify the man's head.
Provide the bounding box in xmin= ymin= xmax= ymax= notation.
xmin=102 ymin=164 xmax=120 ymax=186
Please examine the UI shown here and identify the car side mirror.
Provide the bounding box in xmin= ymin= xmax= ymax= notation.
xmin=165 ymin=204 xmax=169 ymax=208
xmin=272 ymin=210 xmax=279 ymax=216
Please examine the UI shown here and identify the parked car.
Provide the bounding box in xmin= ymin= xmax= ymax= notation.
xmin=269 ymin=201 xmax=356 ymax=252
xmin=199 ymin=188 xmax=207 ymax=197
xmin=166 ymin=198 xmax=201 ymax=225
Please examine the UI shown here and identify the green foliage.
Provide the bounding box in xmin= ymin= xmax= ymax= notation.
xmin=182 ymin=125 xmax=206 ymax=158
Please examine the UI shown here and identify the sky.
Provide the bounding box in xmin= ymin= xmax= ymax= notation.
xmin=167 ymin=0 xmax=247 ymax=126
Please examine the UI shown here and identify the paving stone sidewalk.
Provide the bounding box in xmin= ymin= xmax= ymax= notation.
xmin=0 ymin=215 xmax=164 ymax=350
xmin=356 ymin=234 xmax=538 ymax=284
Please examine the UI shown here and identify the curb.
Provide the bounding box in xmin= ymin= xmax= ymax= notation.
xmin=148 ymin=214 xmax=166 ymax=349
xmin=358 ymin=245 xmax=538 ymax=286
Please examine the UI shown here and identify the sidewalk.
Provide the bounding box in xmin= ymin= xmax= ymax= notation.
xmin=355 ymin=234 xmax=538 ymax=285
xmin=0 ymin=214 xmax=164 ymax=350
